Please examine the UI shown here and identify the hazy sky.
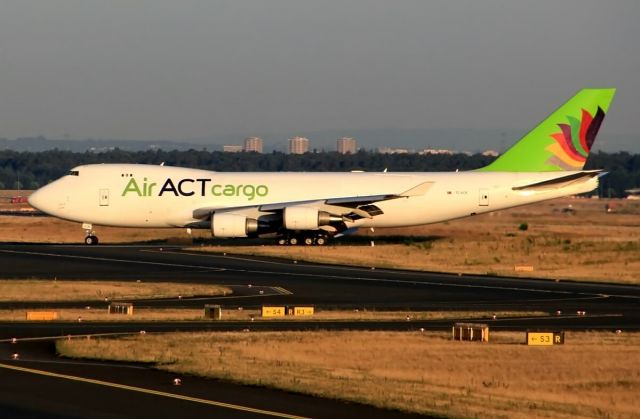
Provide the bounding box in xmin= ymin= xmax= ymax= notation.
xmin=0 ymin=1 xmax=638 ymax=145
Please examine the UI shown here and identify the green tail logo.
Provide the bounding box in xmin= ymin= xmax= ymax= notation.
xmin=480 ymin=88 xmax=616 ymax=172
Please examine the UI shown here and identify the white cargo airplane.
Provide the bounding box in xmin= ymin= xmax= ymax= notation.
xmin=29 ymin=89 xmax=615 ymax=245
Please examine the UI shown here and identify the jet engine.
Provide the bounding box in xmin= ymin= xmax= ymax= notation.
xmin=283 ymin=206 xmax=335 ymax=230
xmin=211 ymin=213 xmax=258 ymax=237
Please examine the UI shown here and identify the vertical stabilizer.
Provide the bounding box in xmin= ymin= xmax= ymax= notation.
xmin=480 ymin=88 xmax=616 ymax=172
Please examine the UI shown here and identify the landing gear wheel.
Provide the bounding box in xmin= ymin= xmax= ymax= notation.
xmin=84 ymin=235 xmax=99 ymax=246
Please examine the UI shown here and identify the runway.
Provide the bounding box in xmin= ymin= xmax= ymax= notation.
xmin=1 ymin=243 xmax=639 ymax=418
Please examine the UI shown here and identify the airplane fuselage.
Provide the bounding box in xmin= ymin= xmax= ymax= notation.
xmin=29 ymin=163 xmax=599 ymax=229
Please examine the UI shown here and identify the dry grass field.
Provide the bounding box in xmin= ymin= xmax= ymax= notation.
xmin=0 ymin=308 xmax=208 ymax=322
xmin=57 ymin=330 xmax=640 ymax=418
xmin=216 ymin=309 xmax=547 ymax=322
xmin=0 ymin=280 xmax=230 ymax=302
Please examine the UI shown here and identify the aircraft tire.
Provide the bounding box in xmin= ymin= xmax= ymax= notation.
xmin=84 ymin=235 xmax=99 ymax=245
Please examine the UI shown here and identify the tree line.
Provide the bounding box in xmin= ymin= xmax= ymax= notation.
xmin=0 ymin=148 xmax=637 ymax=197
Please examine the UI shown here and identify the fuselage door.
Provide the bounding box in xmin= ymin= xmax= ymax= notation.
xmin=99 ymin=189 xmax=110 ymax=206
xmin=479 ymin=188 xmax=489 ymax=206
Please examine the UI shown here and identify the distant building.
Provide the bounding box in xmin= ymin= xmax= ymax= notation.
xmin=243 ymin=136 xmax=263 ymax=153
xmin=288 ymin=136 xmax=309 ymax=154
xmin=337 ymin=137 xmax=357 ymax=154
xmin=482 ymin=150 xmax=500 ymax=157
xmin=223 ymin=145 xmax=243 ymax=153
xmin=420 ymin=148 xmax=454 ymax=155
xmin=378 ymin=147 xmax=411 ymax=154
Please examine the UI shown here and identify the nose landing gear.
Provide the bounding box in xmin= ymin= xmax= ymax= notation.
xmin=84 ymin=235 xmax=99 ymax=245
xmin=82 ymin=223 xmax=99 ymax=245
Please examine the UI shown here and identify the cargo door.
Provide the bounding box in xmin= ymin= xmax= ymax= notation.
xmin=479 ymin=188 xmax=489 ymax=206
xmin=99 ymin=189 xmax=110 ymax=206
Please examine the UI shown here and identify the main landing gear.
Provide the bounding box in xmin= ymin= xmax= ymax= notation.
xmin=83 ymin=223 xmax=99 ymax=245
xmin=277 ymin=233 xmax=328 ymax=246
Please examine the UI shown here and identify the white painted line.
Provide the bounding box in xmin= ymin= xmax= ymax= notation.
xmin=0 ymin=332 xmax=138 ymax=343
xmin=0 ymin=362 xmax=309 ymax=418
xmin=14 ymin=358 xmax=149 ymax=370
xmin=142 ymin=249 xmax=295 ymax=267
xmin=0 ymin=249 xmax=226 ymax=271
xmin=487 ymin=313 xmax=623 ymax=322
xmin=273 ymin=286 xmax=293 ymax=295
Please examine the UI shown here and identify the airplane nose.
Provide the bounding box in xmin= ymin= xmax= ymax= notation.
xmin=28 ymin=188 xmax=47 ymax=212
xmin=28 ymin=185 xmax=61 ymax=214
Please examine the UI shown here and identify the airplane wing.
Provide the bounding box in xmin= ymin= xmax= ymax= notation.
xmin=192 ymin=181 xmax=434 ymax=221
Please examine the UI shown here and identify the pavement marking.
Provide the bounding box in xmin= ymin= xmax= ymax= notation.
xmin=273 ymin=286 xmax=294 ymax=295
xmin=142 ymin=249 xmax=294 ymax=267
xmin=0 ymin=362 xmax=310 ymax=419
xmin=132 ymin=286 xmax=291 ymax=302
xmin=487 ymin=313 xmax=623 ymax=322
xmin=0 ymin=249 xmax=226 ymax=272
xmin=8 ymin=358 xmax=149 ymax=370
xmin=0 ymin=332 xmax=139 ymax=343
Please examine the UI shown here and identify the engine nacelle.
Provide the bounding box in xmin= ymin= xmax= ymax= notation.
xmin=211 ymin=213 xmax=258 ymax=237
xmin=283 ymin=206 xmax=332 ymax=230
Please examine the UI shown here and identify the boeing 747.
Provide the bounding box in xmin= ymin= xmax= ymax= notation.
xmin=29 ymin=88 xmax=615 ymax=245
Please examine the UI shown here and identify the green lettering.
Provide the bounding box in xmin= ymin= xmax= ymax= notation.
xmin=122 ymin=178 xmax=142 ymax=196
xmin=209 ymin=183 xmax=269 ymax=199
xmin=223 ymin=185 xmax=235 ymax=196
xmin=243 ymin=185 xmax=256 ymax=200
xmin=142 ymin=178 xmax=157 ymax=197
xmin=147 ymin=182 xmax=157 ymax=196
xmin=256 ymin=185 xmax=268 ymax=197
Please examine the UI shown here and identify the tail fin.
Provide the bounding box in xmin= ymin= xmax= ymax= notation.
xmin=480 ymin=88 xmax=616 ymax=172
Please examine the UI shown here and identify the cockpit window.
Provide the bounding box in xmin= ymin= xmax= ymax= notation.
xmin=68 ymin=170 xmax=79 ymax=176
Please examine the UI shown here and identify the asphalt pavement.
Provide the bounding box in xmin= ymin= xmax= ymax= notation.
xmin=0 ymin=243 xmax=638 ymax=418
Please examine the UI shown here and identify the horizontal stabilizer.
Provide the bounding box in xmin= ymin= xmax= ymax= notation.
xmin=512 ymin=170 xmax=603 ymax=192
